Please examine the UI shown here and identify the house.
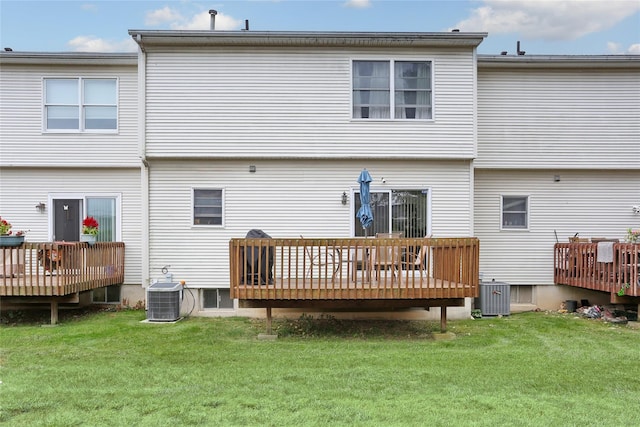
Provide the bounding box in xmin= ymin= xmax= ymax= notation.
xmin=1 ymin=29 xmax=638 ymax=320
xmin=475 ymin=54 xmax=640 ymax=309
xmin=0 ymin=52 xmax=145 ymax=305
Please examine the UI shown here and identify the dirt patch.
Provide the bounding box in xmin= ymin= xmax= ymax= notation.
xmin=0 ymin=305 xmax=113 ymax=326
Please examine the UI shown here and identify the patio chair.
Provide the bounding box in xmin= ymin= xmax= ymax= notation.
xmin=401 ymin=235 xmax=432 ymax=277
xmin=372 ymin=232 xmax=402 ymax=280
xmin=300 ymin=235 xmax=340 ymax=279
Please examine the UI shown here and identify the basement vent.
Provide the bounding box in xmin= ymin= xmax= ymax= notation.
xmin=147 ymin=282 xmax=182 ymax=322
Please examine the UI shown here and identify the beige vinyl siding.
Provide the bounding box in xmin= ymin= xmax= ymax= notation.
xmin=476 ymin=68 xmax=640 ymax=169
xmin=474 ymin=169 xmax=640 ymax=286
xmin=148 ymin=159 xmax=472 ymax=288
xmin=144 ymin=47 xmax=477 ymax=159
xmin=0 ymin=63 xmax=139 ymax=167
xmin=0 ymin=167 xmax=142 ymax=285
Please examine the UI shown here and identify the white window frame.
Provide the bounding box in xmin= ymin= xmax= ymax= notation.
xmin=43 ymin=77 xmax=119 ymax=133
xmin=500 ymin=195 xmax=530 ymax=231
xmin=201 ymin=288 xmax=235 ymax=310
xmin=351 ymin=187 xmax=432 ymax=237
xmin=192 ymin=188 xmax=225 ymax=228
xmin=351 ymin=59 xmax=434 ymax=121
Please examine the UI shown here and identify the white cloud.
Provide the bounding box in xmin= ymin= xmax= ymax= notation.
xmin=145 ymin=7 xmax=242 ymax=31
xmin=145 ymin=6 xmax=185 ymax=26
xmin=629 ymin=43 xmax=640 ymax=53
xmin=453 ymin=0 xmax=640 ymax=41
xmin=344 ymin=0 xmax=372 ymax=8
xmin=172 ymin=11 xmax=243 ymax=31
xmin=67 ymin=36 xmax=138 ymax=53
xmin=607 ymin=41 xmax=622 ymax=53
xmin=80 ymin=3 xmax=98 ymax=12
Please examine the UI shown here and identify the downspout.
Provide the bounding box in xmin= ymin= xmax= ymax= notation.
xmin=470 ymin=44 xmax=478 ymax=238
xmin=136 ymin=34 xmax=151 ymax=288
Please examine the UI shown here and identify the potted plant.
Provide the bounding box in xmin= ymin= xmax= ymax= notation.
xmin=80 ymin=216 xmax=99 ymax=245
xmin=0 ymin=216 xmax=27 ymax=247
xmin=625 ymin=228 xmax=640 ymax=244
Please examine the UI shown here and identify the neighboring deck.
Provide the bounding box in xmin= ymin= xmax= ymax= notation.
xmin=1 ymin=241 xmax=125 ymax=322
xmin=230 ymin=237 xmax=480 ymax=332
xmin=554 ymin=242 xmax=640 ymax=302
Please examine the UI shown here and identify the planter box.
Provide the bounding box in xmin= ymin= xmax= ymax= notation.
xmin=0 ymin=235 xmax=25 ymax=247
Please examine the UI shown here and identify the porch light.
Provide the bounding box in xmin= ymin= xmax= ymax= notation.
xmin=341 ymin=192 xmax=348 ymax=205
xmin=35 ymin=202 xmax=46 ymax=213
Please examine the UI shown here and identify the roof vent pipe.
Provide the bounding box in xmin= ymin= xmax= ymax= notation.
xmin=209 ymin=9 xmax=217 ymax=30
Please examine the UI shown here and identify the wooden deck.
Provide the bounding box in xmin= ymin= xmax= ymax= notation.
xmin=1 ymin=241 xmax=125 ymax=323
xmin=230 ymin=237 xmax=480 ymax=332
xmin=554 ymin=242 xmax=640 ymax=301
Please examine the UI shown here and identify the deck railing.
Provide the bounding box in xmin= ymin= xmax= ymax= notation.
xmin=229 ymin=237 xmax=480 ymax=301
xmin=0 ymin=241 xmax=125 ymax=296
xmin=554 ymin=242 xmax=639 ymax=299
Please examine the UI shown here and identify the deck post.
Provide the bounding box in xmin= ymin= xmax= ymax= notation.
xmin=440 ymin=306 xmax=447 ymax=333
xmin=266 ymin=307 xmax=272 ymax=335
xmin=50 ymin=301 xmax=58 ymax=325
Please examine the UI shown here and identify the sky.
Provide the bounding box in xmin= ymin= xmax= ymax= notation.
xmin=1 ymin=0 xmax=639 ymax=55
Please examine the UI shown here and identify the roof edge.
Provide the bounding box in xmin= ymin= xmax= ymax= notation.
xmin=0 ymin=52 xmax=137 ymax=65
xmin=478 ymin=54 xmax=640 ymax=69
xmin=128 ymin=30 xmax=487 ymax=48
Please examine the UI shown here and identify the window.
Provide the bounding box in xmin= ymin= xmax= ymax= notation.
xmin=92 ymin=285 xmax=121 ymax=304
xmin=193 ymin=189 xmax=223 ymax=226
xmin=353 ymin=60 xmax=432 ymax=120
xmin=501 ymin=196 xmax=529 ymax=230
xmin=202 ymin=288 xmax=234 ymax=309
xmin=44 ymin=78 xmax=117 ymax=131
xmin=354 ymin=189 xmax=429 ymax=237
xmin=87 ymin=197 xmax=117 ymax=242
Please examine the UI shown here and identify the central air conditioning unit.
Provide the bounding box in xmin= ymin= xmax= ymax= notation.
xmin=479 ymin=279 xmax=511 ymax=316
xmin=147 ymin=282 xmax=182 ymax=322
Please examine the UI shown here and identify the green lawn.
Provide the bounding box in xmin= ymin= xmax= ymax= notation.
xmin=1 ymin=309 xmax=639 ymax=426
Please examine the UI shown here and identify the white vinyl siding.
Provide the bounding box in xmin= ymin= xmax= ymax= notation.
xmin=477 ymin=67 xmax=640 ymax=169
xmin=474 ymin=169 xmax=640 ymax=286
xmin=148 ymin=159 xmax=472 ymax=288
xmin=0 ymin=62 xmax=138 ymax=167
xmin=143 ymin=48 xmax=476 ymax=159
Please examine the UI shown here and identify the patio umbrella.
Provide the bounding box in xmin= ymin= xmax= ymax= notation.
xmin=356 ymin=169 xmax=374 ymax=236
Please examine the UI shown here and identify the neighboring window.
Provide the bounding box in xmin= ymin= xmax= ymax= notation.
xmin=202 ymin=288 xmax=234 ymax=309
xmin=193 ymin=189 xmax=223 ymax=226
xmin=354 ymin=189 xmax=429 ymax=238
xmin=501 ymin=196 xmax=529 ymax=230
xmin=92 ymin=285 xmax=121 ymax=304
xmin=353 ymin=60 xmax=432 ymax=120
xmin=86 ymin=197 xmax=117 ymax=242
xmin=44 ymin=78 xmax=117 ymax=131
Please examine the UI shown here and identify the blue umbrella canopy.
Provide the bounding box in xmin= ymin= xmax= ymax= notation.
xmin=356 ymin=169 xmax=373 ymax=233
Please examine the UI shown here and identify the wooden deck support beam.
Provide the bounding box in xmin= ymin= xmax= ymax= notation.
xmin=51 ymin=301 xmax=58 ymax=325
xmin=440 ymin=306 xmax=447 ymax=333
xmin=266 ymin=307 xmax=272 ymax=335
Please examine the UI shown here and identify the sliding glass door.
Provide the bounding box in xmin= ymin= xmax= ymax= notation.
xmin=354 ymin=189 xmax=429 ymax=238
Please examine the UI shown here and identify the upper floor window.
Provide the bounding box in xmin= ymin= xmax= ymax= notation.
xmin=44 ymin=78 xmax=117 ymax=131
xmin=501 ymin=196 xmax=529 ymax=230
xmin=193 ymin=189 xmax=224 ymax=227
xmin=352 ymin=60 xmax=432 ymax=120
